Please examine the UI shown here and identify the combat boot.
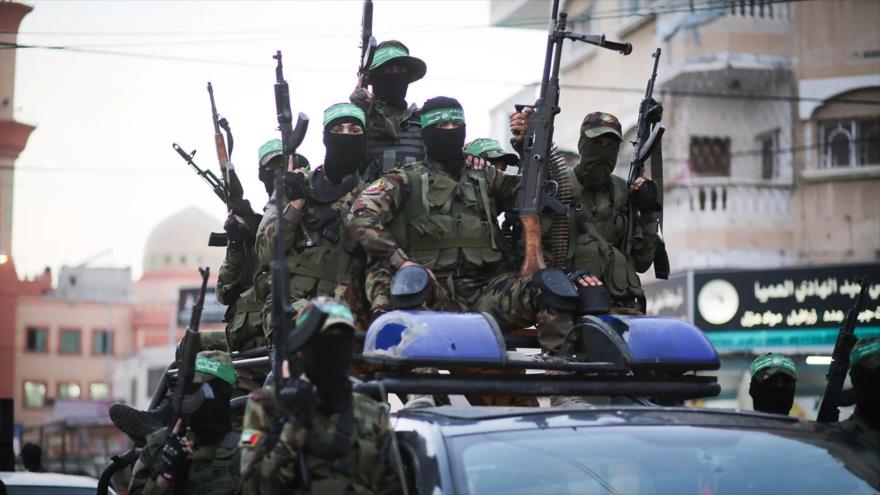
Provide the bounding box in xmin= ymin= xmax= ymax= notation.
xmin=109 ymin=397 xmax=172 ymax=446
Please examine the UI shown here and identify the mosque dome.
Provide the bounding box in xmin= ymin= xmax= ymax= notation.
xmin=141 ymin=206 xmax=224 ymax=275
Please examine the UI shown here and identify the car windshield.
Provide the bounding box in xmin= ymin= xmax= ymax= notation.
xmin=448 ymin=425 xmax=879 ymax=495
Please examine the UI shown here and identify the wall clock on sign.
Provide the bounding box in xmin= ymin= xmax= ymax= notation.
xmin=697 ymin=279 xmax=740 ymax=325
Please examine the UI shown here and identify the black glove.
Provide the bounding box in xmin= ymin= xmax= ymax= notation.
xmin=645 ymin=98 xmax=663 ymax=126
xmin=631 ymin=179 xmax=661 ymax=214
xmin=278 ymin=376 xmax=315 ymax=419
xmin=160 ymin=432 xmax=189 ymax=480
xmin=223 ymin=215 xmax=251 ymax=245
xmin=283 ymin=172 xmax=310 ymax=201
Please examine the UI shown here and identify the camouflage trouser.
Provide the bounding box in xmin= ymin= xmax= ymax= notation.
xmin=367 ymin=267 xmax=573 ymax=351
xmin=261 ymin=282 xmax=362 ymax=341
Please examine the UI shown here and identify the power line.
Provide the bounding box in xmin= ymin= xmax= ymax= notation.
xmin=561 ymin=84 xmax=880 ymax=106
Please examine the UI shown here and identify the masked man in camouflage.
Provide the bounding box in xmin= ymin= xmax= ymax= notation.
xmin=837 ymin=338 xmax=880 ymax=446
xmin=349 ymin=96 xmax=584 ymax=352
xmin=256 ymin=103 xmax=369 ymax=331
xmin=351 ymin=40 xmax=427 ymax=183
xmin=240 ymin=298 xmax=403 ymax=494
xmin=215 ymin=139 xmax=294 ymax=354
xmin=748 ymin=353 xmax=797 ymax=415
xmin=511 ymin=110 xmax=661 ymax=313
xmin=129 ymin=351 xmax=240 ymax=495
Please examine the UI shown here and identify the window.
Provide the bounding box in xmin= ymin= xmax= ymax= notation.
xmin=757 ymin=129 xmax=780 ymax=179
xmin=23 ymin=381 xmax=47 ymax=408
xmin=90 ymin=383 xmax=110 ymax=400
xmin=689 ymin=136 xmax=731 ymax=176
xmin=820 ymin=117 xmax=880 ymax=168
xmin=58 ymin=382 xmax=81 ymax=399
xmin=25 ymin=327 xmax=48 ymax=352
xmin=93 ymin=330 xmax=112 ymax=355
xmin=59 ymin=329 xmax=81 ymax=354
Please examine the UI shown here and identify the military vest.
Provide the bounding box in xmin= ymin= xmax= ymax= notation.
xmin=568 ymin=170 xmax=644 ymax=301
xmin=362 ymin=104 xmax=424 ymax=182
xmin=389 ymin=162 xmax=503 ymax=277
xmin=286 ymin=170 xmax=364 ymax=299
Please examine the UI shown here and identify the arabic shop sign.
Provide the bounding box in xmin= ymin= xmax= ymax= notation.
xmin=693 ymin=263 xmax=880 ymax=333
xmin=177 ymin=287 xmax=227 ymax=326
xmin=645 ymin=274 xmax=690 ymax=321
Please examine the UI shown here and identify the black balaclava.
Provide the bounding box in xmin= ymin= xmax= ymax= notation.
xmin=302 ymin=329 xmax=355 ymax=415
xmin=851 ymin=354 xmax=880 ymax=429
xmin=183 ymin=379 xmax=233 ymax=444
xmin=323 ymin=116 xmax=366 ymax=184
xmin=749 ymin=373 xmax=796 ymax=415
xmin=421 ymin=96 xmax=466 ymax=175
xmin=371 ymin=70 xmax=409 ymax=109
xmin=576 ymin=134 xmax=620 ymax=191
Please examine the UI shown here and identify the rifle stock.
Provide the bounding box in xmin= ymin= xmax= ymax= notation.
xmin=515 ymin=1 xmax=630 ymax=277
xmin=167 ymin=267 xmax=210 ymax=434
xmin=816 ymin=278 xmax=870 ymax=423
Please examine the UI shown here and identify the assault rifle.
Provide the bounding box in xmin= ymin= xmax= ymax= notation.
xmin=817 ymin=278 xmax=870 ymax=423
xmin=514 ymin=0 xmax=630 ymax=276
xmin=624 ymin=48 xmax=669 ymax=279
xmin=358 ymin=0 xmax=377 ymax=88
xmin=167 ymin=267 xmax=210 ymax=436
xmin=270 ymin=49 xmax=311 ymax=487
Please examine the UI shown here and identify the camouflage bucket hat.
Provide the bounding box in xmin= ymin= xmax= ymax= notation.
xmin=850 ymin=338 xmax=880 ymax=368
xmin=749 ymin=353 xmax=797 ymax=380
xmin=368 ymin=40 xmax=427 ymax=84
xmin=463 ymin=138 xmax=519 ymax=166
xmin=192 ymin=350 xmax=237 ymax=386
xmin=258 ymin=139 xmax=283 ymax=168
xmin=323 ymin=103 xmax=367 ymax=129
xmin=581 ymin=112 xmax=623 ymax=140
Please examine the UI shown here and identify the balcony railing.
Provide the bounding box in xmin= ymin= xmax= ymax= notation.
xmin=664 ymin=178 xmax=792 ymax=231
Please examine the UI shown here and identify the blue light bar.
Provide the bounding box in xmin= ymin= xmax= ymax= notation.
xmin=609 ymin=315 xmax=720 ymax=371
xmin=363 ymin=311 xmax=506 ymax=364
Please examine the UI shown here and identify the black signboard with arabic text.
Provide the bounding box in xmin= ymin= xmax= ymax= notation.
xmin=692 ymin=263 xmax=880 ymax=332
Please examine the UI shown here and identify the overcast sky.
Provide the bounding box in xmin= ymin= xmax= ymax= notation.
xmin=11 ymin=0 xmax=548 ymax=280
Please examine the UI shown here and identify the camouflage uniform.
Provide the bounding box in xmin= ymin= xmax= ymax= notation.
xmin=349 ymin=159 xmax=572 ymax=351
xmin=351 ymin=40 xmax=427 ymax=183
xmin=129 ymin=428 xmax=241 ymax=495
xmin=217 ymin=244 xmax=265 ymax=352
xmin=129 ymin=351 xmax=241 ymax=495
xmin=256 ymin=173 xmax=367 ymax=334
xmin=239 ymin=387 xmax=400 ymax=494
xmin=561 ymin=112 xmax=659 ymax=312
xmin=240 ymin=298 xmax=401 ymax=494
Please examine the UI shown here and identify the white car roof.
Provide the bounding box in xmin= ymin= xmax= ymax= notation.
xmin=0 ymin=471 xmax=99 ymax=487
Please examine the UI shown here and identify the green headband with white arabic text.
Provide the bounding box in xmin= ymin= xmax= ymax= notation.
xmin=420 ymin=107 xmax=465 ymax=128
xmin=195 ymin=355 xmax=237 ymax=386
xmin=750 ymin=353 xmax=797 ymax=379
xmin=323 ymin=103 xmax=366 ymax=128
xmin=851 ymin=340 xmax=880 ymax=368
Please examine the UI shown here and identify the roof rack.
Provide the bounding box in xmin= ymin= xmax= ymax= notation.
xmin=158 ymin=310 xmax=722 ymax=404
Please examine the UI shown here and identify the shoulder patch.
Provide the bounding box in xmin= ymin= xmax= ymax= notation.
xmin=364 ymin=178 xmax=390 ymax=194
xmin=239 ymin=428 xmax=262 ymax=449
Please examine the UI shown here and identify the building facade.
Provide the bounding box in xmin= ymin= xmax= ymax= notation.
xmin=489 ymin=0 xmax=880 ymax=415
